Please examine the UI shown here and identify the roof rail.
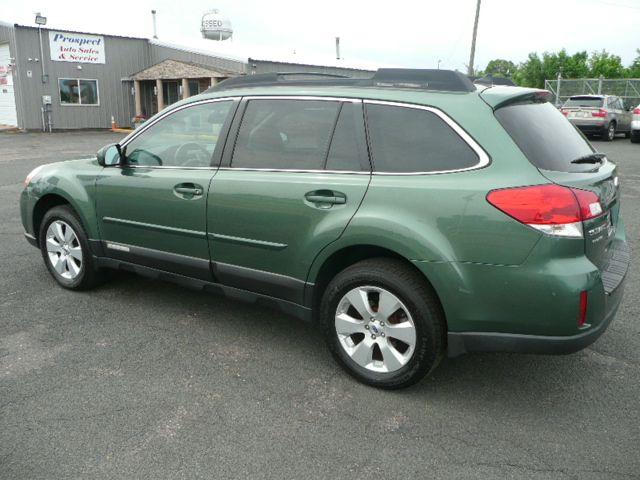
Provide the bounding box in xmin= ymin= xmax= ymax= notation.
xmin=207 ymin=69 xmax=476 ymax=93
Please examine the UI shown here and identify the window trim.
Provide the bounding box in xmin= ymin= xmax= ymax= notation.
xmin=119 ymin=97 xmax=240 ymax=170
xmin=58 ymin=78 xmax=100 ymax=106
xmin=363 ymin=100 xmax=490 ymax=175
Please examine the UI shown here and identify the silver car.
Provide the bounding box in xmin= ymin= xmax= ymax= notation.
xmin=561 ymin=95 xmax=632 ymax=141
xmin=631 ymin=104 xmax=640 ymax=143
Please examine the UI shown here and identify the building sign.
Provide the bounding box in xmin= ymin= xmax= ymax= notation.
xmin=0 ymin=65 xmax=12 ymax=86
xmin=49 ymin=31 xmax=105 ymax=64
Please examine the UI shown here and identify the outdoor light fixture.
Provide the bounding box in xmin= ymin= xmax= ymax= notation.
xmin=35 ymin=13 xmax=47 ymax=25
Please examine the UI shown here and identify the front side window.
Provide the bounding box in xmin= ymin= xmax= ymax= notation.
xmin=365 ymin=103 xmax=479 ymax=173
xmin=124 ymin=100 xmax=232 ymax=168
xmin=59 ymin=79 xmax=98 ymax=105
xmin=232 ymin=99 xmax=340 ymax=170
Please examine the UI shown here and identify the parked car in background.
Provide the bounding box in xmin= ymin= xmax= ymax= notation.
xmin=631 ymin=104 xmax=640 ymax=143
xmin=20 ymin=70 xmax=629 ymax=389
xmin=561 ymin=95 xmax=632 ymax=141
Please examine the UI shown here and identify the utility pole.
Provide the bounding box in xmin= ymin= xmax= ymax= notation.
xmin=467 ymin=0 xmax=481 ymax=76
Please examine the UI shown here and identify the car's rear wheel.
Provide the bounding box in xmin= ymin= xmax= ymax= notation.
xmin=603 ymin=122 xmax=616 ymax=141
xmin=631 ymin=131 xmax=640 ymax=144
xmin=320 ymin=258 xmax=446 ymax=389
xmin=39 ymin=205 xmax=104 ymax=290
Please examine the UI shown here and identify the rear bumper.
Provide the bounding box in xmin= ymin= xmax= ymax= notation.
xmin=574 ymin=123 xmax=607 ymax=134
xmin=446 ymin=235 xmax=629 ymax=358
xmin=447 ymin=279 xmax=624 ymax=357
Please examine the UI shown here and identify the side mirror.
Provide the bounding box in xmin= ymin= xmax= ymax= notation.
xmin=97 ymin=143 xmax=123 ymax=166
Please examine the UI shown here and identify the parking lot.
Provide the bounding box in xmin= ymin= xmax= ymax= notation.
xmin=1 ymin=130 xmax=638 ymax=479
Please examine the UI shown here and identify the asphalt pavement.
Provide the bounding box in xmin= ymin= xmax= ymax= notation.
xmin=1 ymin=131 xmax=639 ymax=479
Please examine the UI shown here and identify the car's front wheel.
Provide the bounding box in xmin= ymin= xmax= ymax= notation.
xmin=320 ymin=258 xmax=446 ymax=389
xmin=39 ymin=205 xmax=104 ymax=290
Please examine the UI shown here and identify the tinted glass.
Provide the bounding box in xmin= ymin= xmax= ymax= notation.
xmin=124 ymin=101 xmax=232 ymax=168
xmin=365 ymin=104 xmax=479 ymax=173
xmin=564 ymin=97 xmax=603 ymax=108
xmin=79 ymin=80 xmax=98 ymax=105
xmin=325 ymin=103 xmax=368 ymax=171
xmin=59 ymin=79 xmax=79 ymax=104
xmin=232 ymin=99 xmax=340 ymax=170
xmin=495 ymin=101 xmax=594 ymax=173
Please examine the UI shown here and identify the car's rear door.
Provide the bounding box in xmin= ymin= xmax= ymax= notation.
xmin=207 ymin=96 xmax=371 ymax=304
xmin=95 ymin=98 xmax=237 ymax=280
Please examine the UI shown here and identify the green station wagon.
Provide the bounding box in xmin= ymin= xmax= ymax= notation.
xmin=20 ymin=69 xmax=629 ymax=389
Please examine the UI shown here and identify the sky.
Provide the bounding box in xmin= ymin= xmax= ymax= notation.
xmin=2 ymin=0 xmax=639 ymax=72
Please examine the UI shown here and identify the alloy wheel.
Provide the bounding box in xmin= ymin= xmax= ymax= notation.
xmin=335 ymin=286 xmax=417 ymax=373
xmin=608 ymin=124 xmax=615 ymax=141
xmin=45 ymin=220 xmax=83 ymax=280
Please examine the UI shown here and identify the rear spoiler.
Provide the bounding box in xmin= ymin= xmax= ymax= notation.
xmin=479 ymin=86 xmax=552 ymax=110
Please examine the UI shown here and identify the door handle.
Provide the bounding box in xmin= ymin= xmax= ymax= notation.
xmin=304 ymin=190 xmax=347 ymax=205
xmin=174 ymin=183 xmax=204 ymax=197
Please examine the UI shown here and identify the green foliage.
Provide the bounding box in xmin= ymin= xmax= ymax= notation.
xmin=588 ymin=50 xmax=626 ymax=78
xmin=484 ymin=48 xmax=640 ymax=88
xmin=483 ymin=59 xmax=517 ymax=77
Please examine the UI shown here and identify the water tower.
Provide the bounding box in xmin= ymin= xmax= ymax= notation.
xmin=201 ymin=9 xmax=233 ymax=41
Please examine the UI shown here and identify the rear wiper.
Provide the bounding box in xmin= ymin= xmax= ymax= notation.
xmin=570 ymin=153 xmax=606 ymax=164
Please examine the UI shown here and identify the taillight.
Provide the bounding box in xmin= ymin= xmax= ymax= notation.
xmin=592 ymin=109 xmax=607 ymax=118
xmin=486 ymin=184 xmax=603 ymax=238
xmin=633 ymin=108 xmax=640 ymax=115
xmin=578 ymin=290 xmax=588 ymax=327
xmin=561 ymin=109 xmax=569 ymax=116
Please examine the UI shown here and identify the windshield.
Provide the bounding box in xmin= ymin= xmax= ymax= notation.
xmin=563 ymin=97 xmax=604 ymax=108
xmin=495 ymin=101 xmax=596 ymax=173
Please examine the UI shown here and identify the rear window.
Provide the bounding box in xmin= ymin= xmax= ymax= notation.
xmin=495 ymin=102 xmax=595 ymax=173
xmin=563 ymin=97 xmax=603 ymax=108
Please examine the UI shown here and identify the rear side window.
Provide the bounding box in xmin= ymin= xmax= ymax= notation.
xmin=495 ymin=101 xmax=594 ymax=173
xmin=365 ymin=103 xmax=479 ymax=173
xmin=325 ymin=103 xmax=369 ymax=171
xmin=563 ymin=97 xmax=603 ymax=108
xmin=232 ymin=99 xmax=339 ymax=170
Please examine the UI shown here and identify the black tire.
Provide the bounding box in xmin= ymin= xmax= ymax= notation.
xmin=631 ymin=131 xmax=640 ymax=144
xmin=624 ymin=131 xmax=631 ymax=139
xmin=603 ymin=122 xmax=616 ymax=141
xmin=39 ymin=205 xmax=104 ymax=290
xmin=319 ymin=258 xmax=446 ymax=389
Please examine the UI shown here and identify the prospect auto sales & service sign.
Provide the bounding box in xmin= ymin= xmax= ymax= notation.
xmin=49 ymin=31 xmax=106 ymax=64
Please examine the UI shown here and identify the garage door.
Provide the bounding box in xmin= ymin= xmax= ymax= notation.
xmin=0 ymin=43 xmax=18 ymax=127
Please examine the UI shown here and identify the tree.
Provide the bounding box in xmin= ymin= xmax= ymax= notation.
xmin=483 ymin=59 xmax=517 ymax=78
xmin=588 ymin=50 xmax=625 ymax=78
xmin=513 ymin=52 xmax=544 ymax=88
xmin=627 ymin=49 xmax=640 ymax=78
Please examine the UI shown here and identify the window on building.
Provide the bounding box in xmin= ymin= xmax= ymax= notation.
xmin=59 ymin=79 xmax=99 ymax=105
xmin=232 ymin=99 xmax=340 ymax=170
xmin=188 ymin=80 xmax=200 ymax=97
xmin=124 ymin=100 xmax=233 ymax=168
xmin=365 ymin=103 xmax=479 ymax=173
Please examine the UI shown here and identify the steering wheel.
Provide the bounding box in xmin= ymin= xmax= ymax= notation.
xmin=175 ymin=142 xmax=211 ymax=167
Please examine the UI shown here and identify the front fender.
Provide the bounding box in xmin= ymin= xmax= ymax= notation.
xmin=22 ymin=158 xmax=102 ymax=240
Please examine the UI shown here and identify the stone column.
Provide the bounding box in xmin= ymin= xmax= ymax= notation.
xmin=156 ymin=78 xmax=164 ymax=112
xmin=210 ymin=77 xmax=218 ymax=88
xmin=133 ymin=80 xmax=142 ymax=117
xmin=182 ymin=78 xmax=190 ymax=99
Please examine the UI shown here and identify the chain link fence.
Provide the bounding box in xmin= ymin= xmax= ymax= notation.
xmin=544 ymin=78 xmax=640 ymax=108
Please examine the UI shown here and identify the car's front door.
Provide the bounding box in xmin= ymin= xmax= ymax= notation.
xmin=95 ymin=98 xmax=236 ymax=280
xmin=207 ymin=97 xmax=371 ymax=303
